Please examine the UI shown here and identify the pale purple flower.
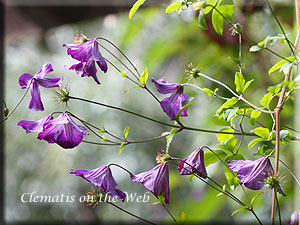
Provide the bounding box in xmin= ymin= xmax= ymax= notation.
xmin=287 ymin=211 xmax=299 ymax=225
xmin=17 ymin=115 xmax=53 ymax=134
xmin=152 ymin=78 xmax=188 ymax=121
xmin=63 ymin=39 xmax=107 ymax=84
xmin=37 ymin=112 xmax=88 ymax=149
xmin=70 ymin=165 xmax=126 ymax=201
xmin=228 ymin=157 xmax=286 ymax=196
xmin=130 ymin=163 xmax=170 ymax=203
xmin=178 ymin=147 xmax=207 ymax=178
xmin=18 ymin=63 xmax=63 ymax=111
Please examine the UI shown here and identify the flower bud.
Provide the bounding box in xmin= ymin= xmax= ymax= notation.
xmin=288 ymin=211 xmax=299 ymax=225
xmin=3 ymin=107 xmax=9 ymax=118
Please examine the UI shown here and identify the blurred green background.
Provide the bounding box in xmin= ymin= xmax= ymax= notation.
xmin=4 ymin=0 xmax=299 ymax=224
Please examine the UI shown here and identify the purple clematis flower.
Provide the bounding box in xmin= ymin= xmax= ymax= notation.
xmin=18 ymin=63 xmax=63 ymax=111
xmin=37 ymin=112 xmax=88 ymax=149
xmin=228 ymin=157 xmax=286 ymax=196
xmin=130 ymin=163 xmax=170 ymax=203
xmin=17 ymin=115 xmax=53 ymax=134
xmin=63 ymin=39 xmax=107 ymax=84
xmin=287 ymin=211 xmax=299 ymax=225
xmin=178 ymin=147 xmax=207 ymax=179
xmin=152 ymin=78 xmax=188 ymax=121
xmin=70 ymin=165 xmax=126 ymax=201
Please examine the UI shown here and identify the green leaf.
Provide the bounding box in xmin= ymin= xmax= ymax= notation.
xmin=204 ymin=150 xmax=227 ymax=167
xmin=204 ymin=0 xmax=218 ymax=14
xmin=166 ymin=1 xmax=181 ymax=14
xmin=260 ymin=92 xmax=273 ymax=108
xmin=139 ymin=68 xmax=148 ymax=85
xmin=98 ymin=130 xmax=105 ymax=134
xmin=217 ymin=128 xmax=234 ymax=142
xmin=119 ymin=142 xmax=127 ymax=157
xmin=253 ymin=144 xmax=268 ymax=156
xmin=249 ymin=45 xmax=264 ymax=52
xmin=223 ymin=108 xmax=238 ymax=121
xmin=248 ymin=138 xmax=266 ymax=149
xmin=250 ymin=110 xmax=262 ymax=125
xmin=234 ymin=72 xmax=245 ymax=94
xmin=228 ymin=57 xmax=241 ymax=65
xmin=120 ymin=72 xmax=127 ymax=77
xmin=129 ymin=0 xmax=147 ymax=20
xmin=212 ymin=7 xmax=223 ymax=35
xmin=231 ymin=206 xmax=249 ymax=216
xmin=177 ymin=211 xmax=188 ymax=223
xmin=243 ymin=79 xmax=254 ymax=93
xmin=251 ymin=127 xmax=270 ymax=138
xmin=102 ymin=136 xmax=108 ymax=141
xmin=123 ymin=126 xmax=130 ymax=140
xmin=218 ymin=4 xmax=234 ymax=22
xmin=166 ymin=128 xmax=178 ymax=153
xmin=124 ymin=85 xmax=142 ymax=93
xmin=278 ymin=130 xmax=292 ymax=144
xmin=203 ymin=88 xmax=214 ymax=96
xmin=198 ymin=8 xmax=208 ymax=30
xmin=250 ymin=192 xmax=264 ymax=206
xmin=268 ymin=56 xmax=294 ymax=75
xmin=216 ymin=97 xmax=238 ymax=115
xmin=217 ymin=136 xmax=238 ymax=153
xmin=212 ymin=115 xmax=231 ymax=126
xmin=175 ymin=102 xmax=194 ymax=121
xmin=189 ymin=174 xmax=195 ymax=181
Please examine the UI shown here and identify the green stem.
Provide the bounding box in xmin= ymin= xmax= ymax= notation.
xmin=275 ymin=191 xmax=282 ymax=225
xmin=107 ymin=202 xmax=157 ymax=225
xmin=68 ymin=95 xmax=257 ymax=136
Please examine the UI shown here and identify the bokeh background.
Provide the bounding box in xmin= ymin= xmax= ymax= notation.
xmin=3 ymin=0 xmax=299 ymax=224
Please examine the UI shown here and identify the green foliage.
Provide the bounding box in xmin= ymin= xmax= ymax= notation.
xmin=231 ymin=206 xmax=248 ymax=216
xmin=204 ymin=150 xmax=227 ymax=167
xmin=250 ymin=110 xmax=262 ymax=125
xmin=248 ymin=138 xmax=266 ymax=149
xmin=123 ymin=126 xmax=130 ymax=140
xmin=212 ymin=8 xmax=224 ymax=35
xmin=165 ymin=128 xmax=178 ymax=153
xmin=212 ymin=115 xmax=231 ymax=126
xmin=224 ymin=154 xmax=244 ymax=188
xmin=249 ymin=34 xmax=288 ymax=52
xmin=177 ymin=211 xmax=188 ymax=223
xmin=216 ymin=97 xmax=238 ymax=115
xmin=223 ymin=108 xmax=238 ymax=121
xmin=120 ymin=72 xmax=127 ymax=77
xmin=217 ymin=136 xmax=238 ymax=154
xmin=268 ymin=56 xmax=294 ymax=75
xmin=260 ymin=92 xmax=273 ymax=108
xmin=203 ymin=88 xmax=214 ymax=96
xmin=198 ymin=9 xmax=208 ymax=30
xmin=140 ymin=68 xmax=148 ymax=85
xmin=129 ymin=0 xmax=147 ymax=19
xmin=166 ymin=1 xmax=182 ymax=15
xmin=234 ymin=72 xmax=253 ymax=94
xmin=251 ymin=127 xmax=270 ymax=138
xmin=175 ymin=102 xmax=194 ymax=121
xmin=119 ymin=142 xmax=127 ymax=157
xmin=216 ymin=128 xmax=234 ymax=142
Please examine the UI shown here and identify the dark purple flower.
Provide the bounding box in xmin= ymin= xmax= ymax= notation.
xmin=228 ymin=157 xmax=286 ymax=196
xmin=17 ymin=115 xmax=53 ymax=134
xmin=70 ymin=165 xmax=126 ymax=201
xmin=63 ymin=39 xmax=107 ymax=84
xmin=287 ymin=211 xmax=299 ymax=225
xmin=178 ymin=147 xmax=207 ymax=179
xmin=18 ymin=63 xmax=63 ymax=111
xmin=130 ymin=163 xmax=170 ymax=203
xmin=37 ymin=112 xmax=88 ymax=149
xmin=152 ymin=78 xmax=188 ymax=121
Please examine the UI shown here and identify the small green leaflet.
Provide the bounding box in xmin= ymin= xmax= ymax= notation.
xmin=212 ymin=8 xmax=223 ymax=35
xmin=250 ymin=192 xmax=264 ymax=206
xmin=212 ymin=115 xmax=231 ymax=126
xmin=140 ymin=68 xmax=148 ymax=85
xmin=166 ymin=128 xmax=178 ymax=153
xmin=251 ymin=127 xmax=270 ymax=138
xmin=216 ymin=97 xmax=238 ymax=115
xmin=204 ymin=150 xmax=227 ymax=167
xmin=120 ymin=72 xmax=127 ymax=77
xmin=234 ymin=72 xmax=253 ymax=94
xmin=175 ymin=102 xmax=194 ymax=121
xmin=124 ymin=85 xmax=142 ymax=93
xmin=123 ymin=126 xmax=130 ymax=140
xmin=260 ymin=92 xmax=273 ymax=108
xmin=165 ymin=1 xmax=182 ymax=14
xmin=203 ymin=88 xmax=214 ymax=96
xmin=223 ymin=108 xmax=238 ymax=121
xmin=198 ymin=8 xmax=208 ymax=30
xmin=204 ymin=0 xmax=218 ymax=14
xmin=231 ymin=206 xmax=249 ymax=216
xmin=129 ymin=0 xmax=147 ymax=20
xmin=249 ymin=34 xmax=287 ymax=52
xmin=248 ymin=138 xmax=265 ymax=149
xmin=250 ymin=110 xmax=262 ymax=125
xmin=268 ymin=56 xmax=294 ymax=75
xmin=216 ymin=128 xmax=234 ymax=142
xmin=217 ymin=136 xmax=238 ymax=154
xmin=119 ymin=142 xmax=127 ymax=157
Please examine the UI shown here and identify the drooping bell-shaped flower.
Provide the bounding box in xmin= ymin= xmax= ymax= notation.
xmin=152 ymin=78 xmax=188 ymax=121
xmin=37 ymin=112 xmax=88 ymax=149
xmin=287 ymin=211 xmax=299 ymax=225
xmin=130 ymin=162 xmax=170 ymax=203
xmin=228 ymin=157 xmax=286 ymax=196
xmin=18 ymin=63 xmax=63 ymax=111
xmin=17 ymin=115 xmax=53 ymax=134
xmin=63 ymin=38 xmax=107 ymax=84
xmin=70 ymin=165 xmax=126 ymax=201
xmin=178 ymin=147 xmax=207 ymax=179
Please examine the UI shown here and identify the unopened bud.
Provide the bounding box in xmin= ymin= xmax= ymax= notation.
xmin=3 ymin=107 xmax=9 ymax=118
xmin=193 ymin=1 xmax=206 ymax=11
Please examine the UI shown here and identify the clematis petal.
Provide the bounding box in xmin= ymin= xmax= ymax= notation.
xmin=37 ymin=77 xmax=63 ymax=88
xmin=55 ymin=123 xmax=83 ymax=149
xmin=29 ymin=81 xmax=44 ymax=111
xmin=70 ymin=166 xmax=126 ymax=201
xmin=152 ymin=78 xmax=181 ymax=94
xmin=18 ymin=73 xmax=33 ymax=88
xmin=96 ymin=57 xmax=108 ymax=73
xmin=34 ymin=63 xmax=54 ymax=79
xmin=64 ymin=40 xmax=96 ymax=62
xmin=65 ymin=61 xmax=101 ymax=84
xmin=131 ymin=163 xmax=170 ymax=203
xmin=65 ymin=114 xmax=88 ymax=135
xmin=17 ymin=115 xmax=53 ymax=134
xmin=37 ymin=123 xmax=61 ymax=143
